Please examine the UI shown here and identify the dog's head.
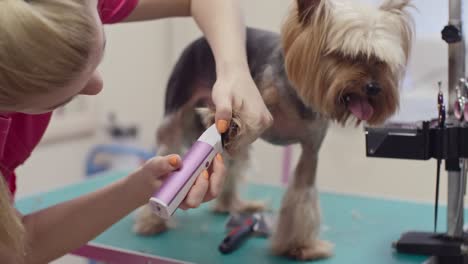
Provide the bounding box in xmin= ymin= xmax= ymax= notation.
xmin=282 ymin=0 xmax=414 ymax=125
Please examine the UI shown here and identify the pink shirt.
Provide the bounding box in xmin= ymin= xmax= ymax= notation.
xmin=1 ymin=0 xmax=138 ymax=197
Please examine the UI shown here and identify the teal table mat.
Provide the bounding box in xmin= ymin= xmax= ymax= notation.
xmin=16 ymin=171 xmax=449 ymax=264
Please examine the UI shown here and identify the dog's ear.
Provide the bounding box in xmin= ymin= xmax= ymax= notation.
xmin=380 ymin=0 xmax=414 ymax=63
xmin=297 ymin=0 xmax=322 ymax=23
xmin=379 ymin=0 xmax=411 ymax=12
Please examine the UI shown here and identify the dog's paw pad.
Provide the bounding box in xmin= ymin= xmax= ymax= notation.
xmin=212 ymin=199 xmax=267 ymax=214
xmin=237 ymin=200 xmax=268 ymax=213
xmin=133 ymin=206 xmax=173 ymax=235
xmin=133 ymin=220 xmax=169 ymax=236
xmin=235 ymin=200 xmax=267 ymax=213
xmin=288 ymin=240 xmax=334 ymax=260
xmin=212 ymin=203 xmax=231 ymax=214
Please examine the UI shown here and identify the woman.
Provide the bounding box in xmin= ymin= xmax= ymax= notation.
xmin=0 ymin=0 xmax=272 ymax=262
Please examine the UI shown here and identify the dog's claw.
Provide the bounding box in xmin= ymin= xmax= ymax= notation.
xmin=133 ymin=220 xmax=169 ymax=235
xmin=221 ymin=121 xmax=239 ymax=149
xmin=287 ymin=240 xmax=334 ymax=260
xmin=212 ymin=199 xmax=267 ymax=214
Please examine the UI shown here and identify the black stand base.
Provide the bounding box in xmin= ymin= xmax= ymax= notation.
xmin=365 ymin=120 xmax=468 ymax=161
xmin=365 ymin=121 xmax=468 ymax=263
xmin=434 ymin=256 xmax=468 ymax=264
xmin=394 ymin=231 xmax=468 ymax=264
xmin=424 ymin=256 xmax=468 ymax=264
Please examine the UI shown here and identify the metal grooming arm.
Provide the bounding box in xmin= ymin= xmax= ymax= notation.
xmin=445 ymin=0 xmax=466 ymax=240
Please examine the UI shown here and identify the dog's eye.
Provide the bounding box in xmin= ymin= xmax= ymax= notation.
xmin=374 ymin=60 xmax=385 ymax=66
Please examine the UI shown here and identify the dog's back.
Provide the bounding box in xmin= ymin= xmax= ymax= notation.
xmin=163 ymin=27 xmax=282 ymax=115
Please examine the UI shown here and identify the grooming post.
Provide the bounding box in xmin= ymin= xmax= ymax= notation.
xmin=446 ymin=0 xmax=466 ymax=239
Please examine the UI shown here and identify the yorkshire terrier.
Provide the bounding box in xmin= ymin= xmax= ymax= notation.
xmin=134 ymin=0 xmax=414 ymax=260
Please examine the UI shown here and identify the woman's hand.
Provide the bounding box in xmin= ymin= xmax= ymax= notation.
xmin=189 ymin=0 xmax=273 ymax=145
xmin=125 ymin=0 xmax=274 ymax=146
xmin=212 ymin=66 xmax=273 ymax=147
xmin=16 ymin=153 xmax=225 ymax=264
xmin=130 ymin=154 xmax=226 ymax=209
xmin=179 ymin=153 xmax=226 ymax=209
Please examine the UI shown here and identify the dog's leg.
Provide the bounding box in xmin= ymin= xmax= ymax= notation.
xmin=212 ymin=149 xmax=266 ymax=214
xmin=195 ymin=107 xmax=266 ymax=214
xmin=271 ymin=140 xmax=333 ymax=260
xmin=133 ymin=113 xmax=188 ymax=235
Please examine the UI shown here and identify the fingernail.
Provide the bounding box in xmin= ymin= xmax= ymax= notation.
xmin=169 ymin=155 xmax=179 ymax=167
xmin=202 ymin=170 xmax=209 ymax=180
xmin=216 ymin=120 xmax=228 ymax=133
xmin=216 ymin=153 xmax=223 ymax=163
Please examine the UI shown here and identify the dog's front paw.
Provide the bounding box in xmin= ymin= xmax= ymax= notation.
xmin=133 ymin=205 xmax=174 ymax=235
xmin=287 ymin=240 xmax=334 ymax=261
xmin=212 ymin=198 xmax=267 ymax=214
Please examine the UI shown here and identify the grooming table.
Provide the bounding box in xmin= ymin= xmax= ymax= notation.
xmin=15 ymin=170 xmax=454 ymax=264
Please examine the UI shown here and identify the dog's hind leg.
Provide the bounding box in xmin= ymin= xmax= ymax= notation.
xmin=212 ymin=148 xmax=266 ymax=214
xmin=271 ymin=132 xmax=333 ymax=260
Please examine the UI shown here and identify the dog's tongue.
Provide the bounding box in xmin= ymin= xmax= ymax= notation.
xmin=346 ymin=95 xmax=374 ymax=121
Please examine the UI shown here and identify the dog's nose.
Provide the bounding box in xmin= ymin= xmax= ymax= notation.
xmin=364 ymin=82 xmax=381 ymax=96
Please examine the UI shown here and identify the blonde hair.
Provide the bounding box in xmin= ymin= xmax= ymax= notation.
xmin=0 ymin=0 xmax=96 ymax=111
xmin=0 ymin=0 xmax=96 ymax=259
xmin=0 ymin=174 xmax=25 ymax=263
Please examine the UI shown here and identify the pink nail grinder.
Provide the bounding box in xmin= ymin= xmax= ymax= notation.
xmin=149 ymin=124 xmax=223 ymax=219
